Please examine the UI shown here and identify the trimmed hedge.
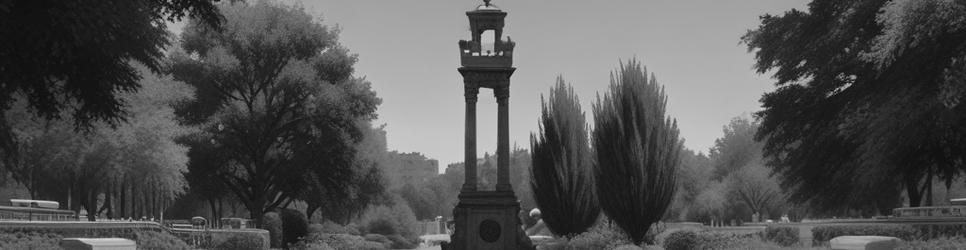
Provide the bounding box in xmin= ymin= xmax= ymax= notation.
xmin=0 ymin=231 xmax=61 ymax=250
xmin=898 ymin=236 xmax=966 ymax=250
xmin=913 ymin=224 xmax=966 ymax=239
xmin=763 ymin=225 xmax=799 ymax=246
xmin=264 ymin=212 xmax=283 ymax=248
xmin=812 ymin=224 xmax=917 ymax=244
xmin=135 ymin=230 xmax=191 ymax=250
xmin=214 ymin=234 xmax=265 ymax=250
xmin=311 ymin=221 xmax=361 ymax=236
xmin=662 ymin=230 xmax=697 ymax=250
xmin=281 ymin=209 xmax=309 ymax=248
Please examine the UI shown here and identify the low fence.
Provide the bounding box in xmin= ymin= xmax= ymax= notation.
xmin=168 ymin=227 xmax=270 ymax=249
xmin=0 ymin=220 xmax=269 ymax=249
xmin=416 ymin=220 xmax=446 ymax=235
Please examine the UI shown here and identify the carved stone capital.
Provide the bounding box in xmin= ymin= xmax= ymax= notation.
xmin=495 ymin=87 xmax=509 ymax=101
xmin=465 ymin=86 xmax=480 ymax=101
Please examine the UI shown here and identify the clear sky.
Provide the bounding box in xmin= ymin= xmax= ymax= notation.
xmin=172 ymin=0 xmax=809 ymax=172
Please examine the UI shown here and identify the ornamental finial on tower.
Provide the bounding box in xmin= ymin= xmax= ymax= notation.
xmin=484 ymin=0 xmax=491 ymax=7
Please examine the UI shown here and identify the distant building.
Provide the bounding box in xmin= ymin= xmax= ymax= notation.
xmin=384 ymin=151 xmax=439 ymax=189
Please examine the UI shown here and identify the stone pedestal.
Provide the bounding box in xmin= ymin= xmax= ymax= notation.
xmin=444 ymin=191 xmax=533 ymax=250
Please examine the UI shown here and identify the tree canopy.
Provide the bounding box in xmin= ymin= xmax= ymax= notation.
xmin=3 ymin=64 xmax=192 ymax=220
xmin=744 ymin=0 xmax=966 ymax=211
xmin=0 ymin=0 xmax=222 ymax=127
xmin=170 ymin=1 xmax=380 ymax=224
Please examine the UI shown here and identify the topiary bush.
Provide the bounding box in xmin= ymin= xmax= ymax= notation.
xmin=812 ymin=224 xmax=918 ymax=244
xmin=134 ymin=231 xmax=191 ymax=250
xmin=531 ymin=76 xmax=601 ymax=238
xmin=264 ymin=211 xmax=283 ymax=248
xmin=592 ymin=59 xmax=682 ymax=245
xmin=661 ymin=230 xmax=697 ymax=250
xmin=281 ymin=208 xmax=309 ymax=248
xmin=763 ymin=225 xmax=800 ymax=246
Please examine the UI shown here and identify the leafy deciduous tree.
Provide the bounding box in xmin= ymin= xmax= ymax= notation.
xmin=171 ymin=1 xmax=380 ymax=226
xmin=743 ymin=0 xmax=966 ymax=212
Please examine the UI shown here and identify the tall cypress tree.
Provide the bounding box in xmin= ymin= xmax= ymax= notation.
xmin=530 ymin=76 xmax=600 ymax=238
xmin=592 ymin=60 xmax=681 ymax=245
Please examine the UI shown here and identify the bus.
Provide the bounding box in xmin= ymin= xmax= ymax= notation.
xmin=0 ymin=199 xmax=76 ymax=221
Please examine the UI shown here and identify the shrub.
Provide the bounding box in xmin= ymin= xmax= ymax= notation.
xmin=643 ymin=222 xmax=667 ymax=245
xmin=913 ymin=224 xmax=966 ymax=239
xmin=264 ymin=211 xmax=283 ymax=248
xmin=531 ymin=76 xmax=601 ymax=238
xmin=567 ymin=231 xmax=614 ymax=250
xmin=312 ymin=220 xmax=360 ymax=236
xmin=386 ymin=234 xmax=417 ymax=249
xmin=662 ymin=230 xmax=697 ymax=250
xmin=214 ymin=234 xmax=266 ymax=250
xmin=763 ymin=225 xmax=800 ymax=246
xmin=345 ymin=223 xmax=362 ymax=236
xmin=694 ymin=231 xmax=745 ymax=249
xmin=898 ymin=236 xmax=966 ymax=250
xmin=360 ymin=202 xmax=419 ymax=243
xmin=0 ymin=231 xmax=61 ymax=250
xmin=364 ymin=234 xmax=392 ymax=249
xmin=134 ymin=231 xmax=190 ymax=250
xmin=281 ymin=208 xmax=310 ymax=248
xmin=318 ymin=234 xmax=386 ymax=250
xmin=291 ymin=241 xmax=335 ymax=250
xmin=612 ymin=244 xmax=645 ymax=250
xmin=366 ymin=217 xmax=397 ymax=236
xmin=812 ymin=224 xmax=918 ymax=244
xmin=592 ymin=59 xmax=681 ymax=245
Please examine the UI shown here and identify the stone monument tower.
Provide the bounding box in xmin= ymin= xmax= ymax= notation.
xmin=443 ymin=1 xmax=533 ymax=250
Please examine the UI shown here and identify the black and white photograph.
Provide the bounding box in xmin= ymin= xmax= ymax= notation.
xmin=1 ymin=0 xmax=965 ymax=249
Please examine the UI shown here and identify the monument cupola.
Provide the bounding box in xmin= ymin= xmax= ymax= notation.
xmin=459 ymin=0 xmax=515 ymax=68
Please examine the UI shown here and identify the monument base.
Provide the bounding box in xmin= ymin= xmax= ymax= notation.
xmin=442 ymin=190 xmax=534 ymax=250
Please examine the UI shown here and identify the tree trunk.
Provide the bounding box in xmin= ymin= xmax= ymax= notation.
xmin=926 ymin=168 xmax=934 ymax=207
xmin=305 ymin=203 xmax=319 ymax=220
xmin=905 ymin=172 xmax=923 ymax=207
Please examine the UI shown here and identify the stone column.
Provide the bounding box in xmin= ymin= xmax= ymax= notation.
xmin=463 ymin=85 xmax=479 ymax=192
xmin=496 ymin=86 xmax=511 ymax=192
